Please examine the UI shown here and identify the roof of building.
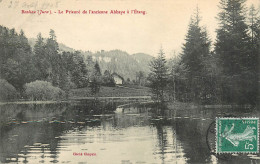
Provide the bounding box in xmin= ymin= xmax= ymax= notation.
xmin=111 ymin=73 xmax=124 ymax=81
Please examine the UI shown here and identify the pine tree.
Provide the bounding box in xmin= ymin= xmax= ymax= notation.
xmin=180 ymin=8 xmax=211 ymax=102
xmin=103 ymin=70 xmax=115 ymax=86
xmin=33 ymin=33 xmax=50 ymax=80
xmin=76 ymin=52 xmax=88 ymax=87
xmin=247 ymin=5 xmax=260 ymax=104
xmin=16 ymin=30 xmax=35 ymax=86
xmin=248 ymin=5 xmax=259 ymax=72
xmin=215 ymin=0 xmax=256 ymax=104
xmin=136 ymin=71 xmax=145 ymax=86
xmin=216 ymin=0 xmax=249 ymax=75
xmin=0 ymin=27 xmax=34 ymax=90
xmin=148 ymin=48 xmax=168 ymax=103
xmin=90 ymin=61 xmax=102 ymax=95
xmin=45 ymin=29 xmax=62 ymax=86
xmin=168 ymin=54 xmax=190 ymax=102
xmin=61 ymin=51 xmax=88 ymax=88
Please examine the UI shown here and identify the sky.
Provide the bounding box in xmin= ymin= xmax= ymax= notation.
xmin=0 ymin=0 xmax=259 ymax=58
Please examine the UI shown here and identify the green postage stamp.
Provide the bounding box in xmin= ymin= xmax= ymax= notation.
xmin=216 ymin=117 xmax=259 ymax=153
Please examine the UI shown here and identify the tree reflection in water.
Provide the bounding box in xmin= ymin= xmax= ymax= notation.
xmin=0 ymin=100 xmax=259 ymax=163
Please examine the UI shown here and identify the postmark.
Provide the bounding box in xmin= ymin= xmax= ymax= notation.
xmin=216 ymin=117 xmax=259 ymax=153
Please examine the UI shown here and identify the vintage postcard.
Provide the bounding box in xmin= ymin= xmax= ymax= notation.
xmin=0 ymin=0 xmax=259 ymax=163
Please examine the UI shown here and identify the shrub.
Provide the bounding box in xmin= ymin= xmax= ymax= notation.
xmin=24 ymin=80 xmax=65 ymax=100
xmin=0 ymin=79 xmax=18 ymax=100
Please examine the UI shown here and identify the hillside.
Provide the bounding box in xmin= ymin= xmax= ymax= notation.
xmin=132 ymin=53 xmax=154 ymax=72
xmin=29 ymin=39 xmax=153 ymax=81
xmin=83 ymin=50 xmax=153 ymax=81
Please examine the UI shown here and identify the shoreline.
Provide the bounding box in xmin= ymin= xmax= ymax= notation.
xmin=0 ymin=100 xmax=68 ymax=105
xmin=0 ymin=98 xmax=256 ymax=110
xmin=0 ymin=96 xmax=152 ymax=105
xmin=166 ymin=101 xmax=256 ymax=110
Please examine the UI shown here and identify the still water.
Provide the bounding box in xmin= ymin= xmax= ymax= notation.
xmin=0 ymin=100 xmax=259 ymax=164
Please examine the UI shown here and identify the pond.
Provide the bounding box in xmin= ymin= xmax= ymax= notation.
xmin=0 ymin=100 xmax=259 ymax=164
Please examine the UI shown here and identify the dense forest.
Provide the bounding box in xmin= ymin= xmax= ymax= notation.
xmin=0 ymin=27 xmax=116 ymax=100
xmin=148 ymin=0 xmax=259 ymax=106
xmin=0 ymin=26 xmax=150 ymax=101
xmin=0 ymin=0 xmax=259 ymax=106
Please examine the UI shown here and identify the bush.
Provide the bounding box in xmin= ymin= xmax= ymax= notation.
xmin=24 ymin=80 xmax=65 ymax=100
xmin=0 ymin=79 xmax=18 ymax=100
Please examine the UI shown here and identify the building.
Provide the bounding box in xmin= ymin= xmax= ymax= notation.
xmin=111 ymin=73 xmax=124 ymax=85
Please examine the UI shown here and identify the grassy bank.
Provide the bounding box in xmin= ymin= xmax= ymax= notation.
xmin=69 ymin=85 xmax=152 ymax=99
xmin=166 ymin=101 xmax=256 ymax=111
xmin=0 ymin=100 xmax=67 ymax=105
xmin=0 ymin=85 xmax=152 ymax=104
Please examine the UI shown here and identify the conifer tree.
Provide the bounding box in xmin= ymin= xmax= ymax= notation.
xmin=215 ymin=0 xmax=257 ymax=104
xmin=148 ymin=48 xmax=168 ymax=103
xmin=45 ymin=29 xmax=63 ymax=87
xmin=248 ymin=5 xmax=259 ymax=72
xmin=215 ymin=0 xmax=249 ymax=75
xmin=180 ymin=7 xmax=211 ymax=102
xmin=90 ymin=61 xmax=102 ymax=95
xmin=0 ymin=27 xmax=33 ymax=90
xmin=34 ymin=33 xmax=49 ymax=80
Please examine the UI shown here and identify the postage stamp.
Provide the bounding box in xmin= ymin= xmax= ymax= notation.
xmin=216 ymin=117 xmax=259 ymax=153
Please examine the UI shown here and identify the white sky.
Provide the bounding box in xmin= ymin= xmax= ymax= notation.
xmin=0 ymin=0 xmax=259 ymax=58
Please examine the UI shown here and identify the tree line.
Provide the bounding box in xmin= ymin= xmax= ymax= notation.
xmin=0 ymin=24 xmax=149 ymax=101
xmin=149 ymin=0 xmax=259 ymax=106
xmin=0 ymin=27 xmax=117 ymax=100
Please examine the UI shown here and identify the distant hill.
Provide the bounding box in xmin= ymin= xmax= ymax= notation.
xmin=82 ymin=50 xmax=153 ymax=81
xmin=28 ymin=38 xmax=153 ymax=81
xmin=132 ymin=53 xmax=154 ymax=72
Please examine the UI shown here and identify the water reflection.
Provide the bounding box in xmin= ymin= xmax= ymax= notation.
xmin=0 ymin=100 xmax=259 ymax=163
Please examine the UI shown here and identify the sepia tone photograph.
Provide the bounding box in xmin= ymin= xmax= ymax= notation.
xmin=0 ymin=0 xmax=259 ymax=163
